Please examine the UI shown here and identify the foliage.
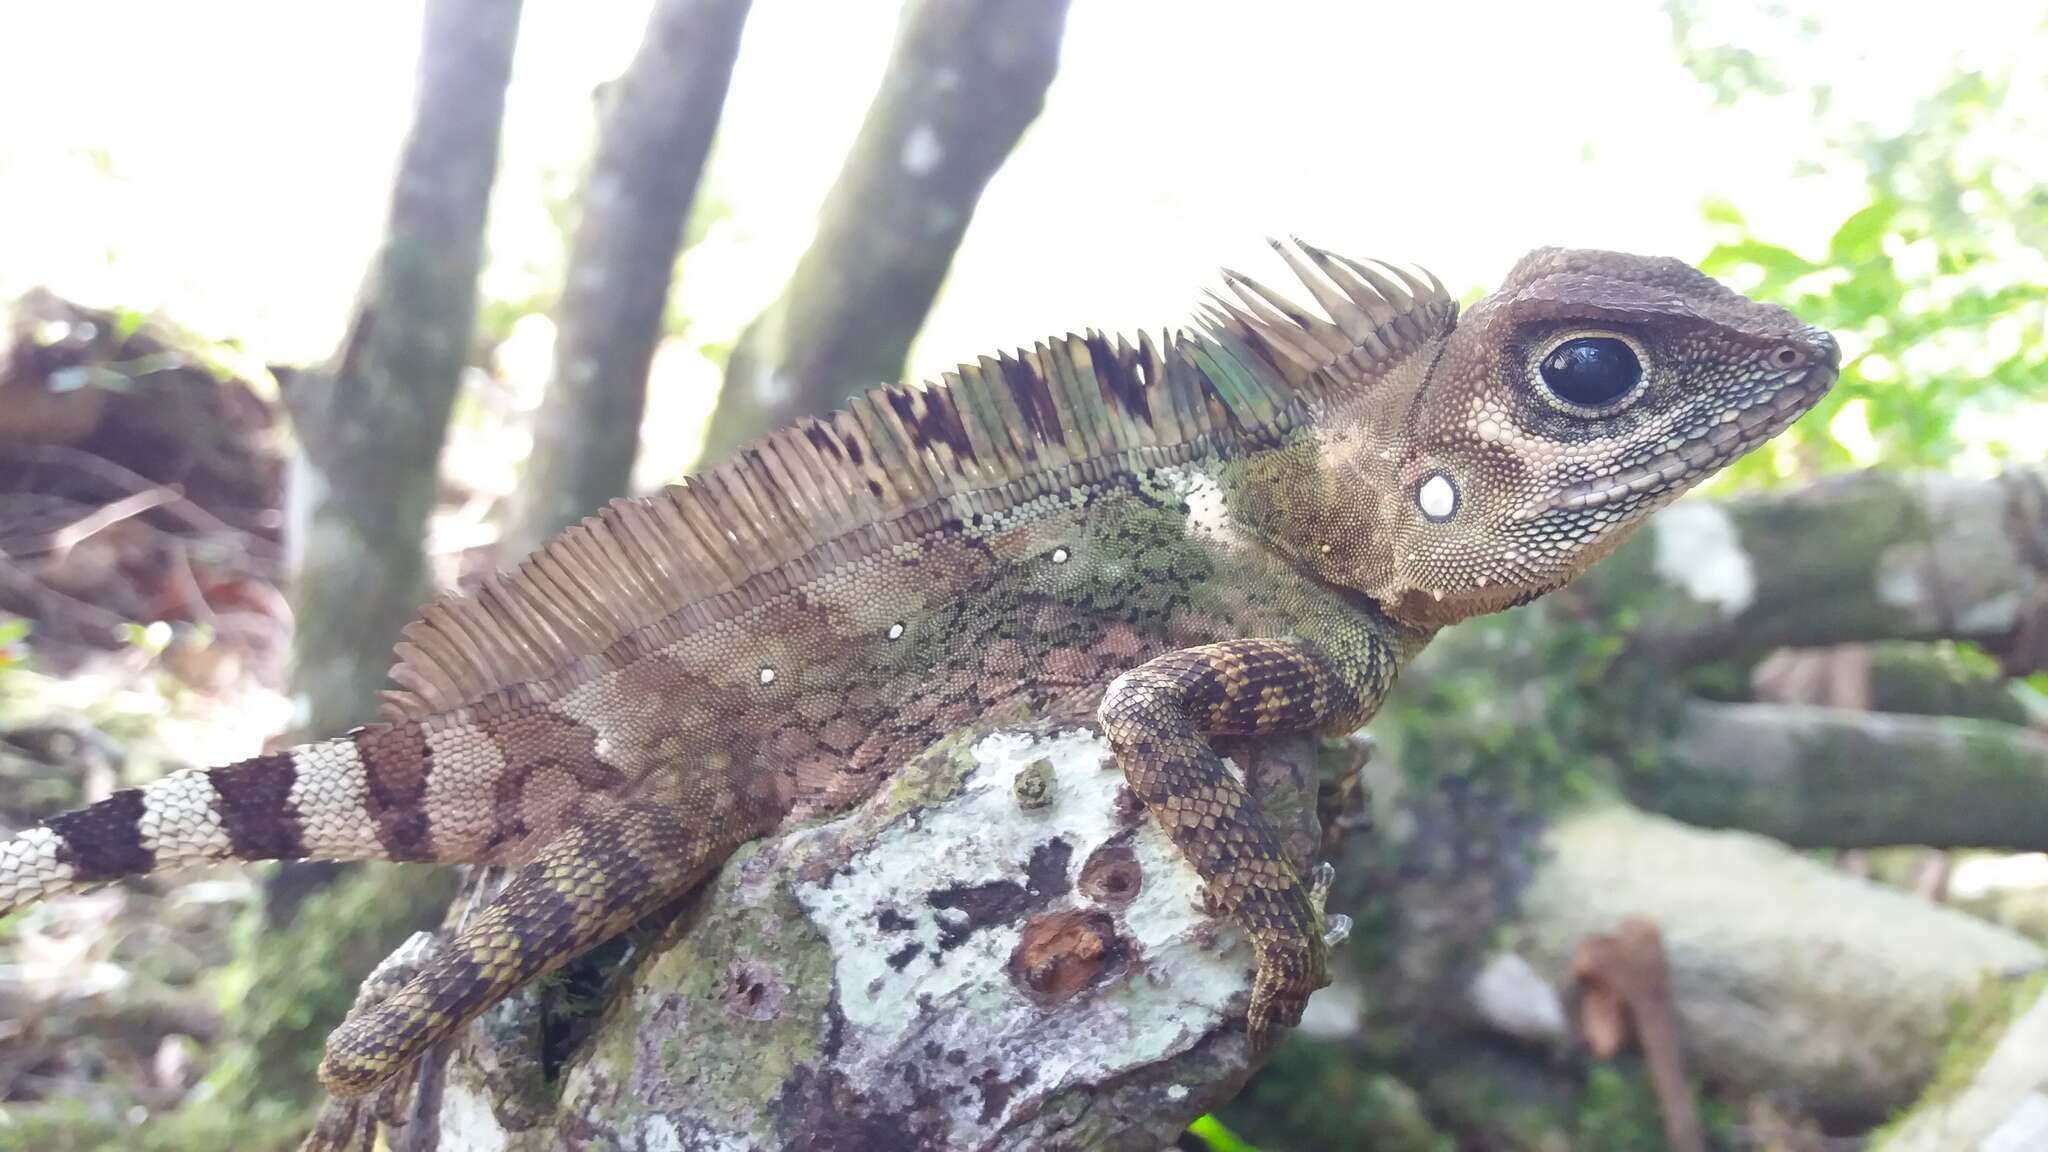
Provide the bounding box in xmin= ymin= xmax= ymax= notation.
xmin=1670 ymin=2 xmax=2047 ymax=482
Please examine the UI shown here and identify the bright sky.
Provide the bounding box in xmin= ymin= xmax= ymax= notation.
xmin=0 ymin=1 xmax=2036 ymax=479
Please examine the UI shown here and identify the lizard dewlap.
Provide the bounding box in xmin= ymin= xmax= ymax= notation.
xmin=0 ymin=240 xmax=1837 ymax=1097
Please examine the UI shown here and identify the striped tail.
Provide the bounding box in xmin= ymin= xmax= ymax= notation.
xmin=0 ymin=734 xmax=404 ymax=915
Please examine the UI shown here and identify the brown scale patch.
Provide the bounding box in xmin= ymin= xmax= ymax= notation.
xmin=477 ymin=708 xmax=622 ymax=859
xmin=356 ymin=722 xmax=435 ymax=861
xmin=209 ymin=752 xmax=305 ymax=860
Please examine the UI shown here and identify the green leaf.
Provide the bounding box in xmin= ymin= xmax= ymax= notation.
xmin=1828 ymin=201 xmax=1897 ymax=264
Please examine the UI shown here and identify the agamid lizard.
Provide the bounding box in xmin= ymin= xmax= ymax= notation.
xmin=0 ymin=241 xmax=1837 ymax=1098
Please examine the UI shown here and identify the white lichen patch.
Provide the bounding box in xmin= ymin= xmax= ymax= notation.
xmin=438 ymin=1070 xmax=513 ymax=1151
xmin=1651 ymin=499 xmax=1754 ymax=616
xmin=792 ymin=727 xmax=1249 ymax=1141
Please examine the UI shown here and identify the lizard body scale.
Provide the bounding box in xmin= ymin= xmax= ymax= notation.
xmin=0 ymin=242 xmax=1838 ymax=1097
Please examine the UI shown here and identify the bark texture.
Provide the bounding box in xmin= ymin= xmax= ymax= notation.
xmin=504 ymin=0 xmax=752 ymax=555
xmin=1639 ymin=700 xmax=2048 ymax=850
xmin=1597 ymin=467 xmax=2048 ymax=674
xmin=284 ymin=0 xmax=522 ymax=736
xmin=698 ymin=0 xmax=1070 ymax=466
xmin=407 ymin=724 xmax=1325 ymax=1150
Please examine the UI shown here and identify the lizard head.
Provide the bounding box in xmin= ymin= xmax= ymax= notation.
xmin=1190 ymin=242 xmax=1836 ymax=630
xmin=1368 ymin=247 xmax=1837 ymax=628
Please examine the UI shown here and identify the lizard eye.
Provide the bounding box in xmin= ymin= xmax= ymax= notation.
xmin=1538 ymin=336 xmax=1642 ymax=410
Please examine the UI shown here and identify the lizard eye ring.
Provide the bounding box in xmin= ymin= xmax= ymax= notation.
xmin=1529 ymin=330 xmax=1650 ymax=416
xmin=1770 ymin=345 xmax=1806 ymax=369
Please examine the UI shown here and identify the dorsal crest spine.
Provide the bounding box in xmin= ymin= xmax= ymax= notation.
xmin=380 ymin=241 xmax=1456 ymax=720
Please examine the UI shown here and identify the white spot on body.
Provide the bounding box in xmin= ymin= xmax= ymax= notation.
xmin=138 ymin=767 xmax=229 ymax=866
xmin=1050 ymin=548 xmax=1069 ymax=565
xmin=887 ymin=622 xmax=905 ymax=641
xmin=759 ymin=667 xmax=778 ymax=685
xmin=900 ymin=125 xmax=943 ymax=176
xmin=1651 ymin=499 xmax=1754 ymax=616
xmin=1417 ymin=473 xmax=1458 ymax=520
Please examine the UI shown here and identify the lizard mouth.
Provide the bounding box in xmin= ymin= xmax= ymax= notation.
xmin=1517 ymin=359 xmax=1836 ymax=521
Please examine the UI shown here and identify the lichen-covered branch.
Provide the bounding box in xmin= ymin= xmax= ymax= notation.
xmin=1626 ymin=700 xmax=2048 ymax=850
xmin=1874 ymin=975 xmax=2048 ymax=1152
xmin=1588 ymin=468 xmax=2047 ymax=673
xmin=1496 ymin=805 xmax=2043 ymax=1127
xmin=402 ymin=723 xmax=1322 ymax=1151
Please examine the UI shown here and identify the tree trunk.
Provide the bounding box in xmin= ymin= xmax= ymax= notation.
xmin=241 ymin=0 xmax=521 ymax=1110
xmin=284 ymin=0 xmax=522 ymax=735
xmin=697 ymin=0 xmax=1070 ymax=466
xmin=503 ymin=0 xmax=753 ymax=556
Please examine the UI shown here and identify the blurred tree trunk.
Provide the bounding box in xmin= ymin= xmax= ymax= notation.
xmin=696 ymin=0 xmax=1070 ymax=466
xmin=238 ymin=0 xmax=521 ymax=1110
xmin=503 ymin=0 xmax=752 ymax=556
xmin=284 ymin=0 xmax=522 ymax=738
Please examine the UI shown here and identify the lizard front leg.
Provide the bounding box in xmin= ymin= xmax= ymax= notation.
xmin=316 ymin=799 xmax=765 ymax=1097
xmin=1098 ymin=626 xmax=1392 ymax=1047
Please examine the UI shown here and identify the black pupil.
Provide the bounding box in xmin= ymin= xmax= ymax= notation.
xmin=1539 ymin=337 xmax=1641 ymax=408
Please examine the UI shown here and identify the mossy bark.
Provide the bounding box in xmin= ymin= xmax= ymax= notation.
xmin=400 ymin=723 xmax=1323 ymax=1151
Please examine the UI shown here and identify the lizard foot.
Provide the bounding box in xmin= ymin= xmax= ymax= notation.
xmin=1247 ymin=929 xmax=1326 ymax=1052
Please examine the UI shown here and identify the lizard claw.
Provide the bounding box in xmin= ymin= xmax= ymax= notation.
xmin=1323 ymin=913 xmax=1353 ymax=949
xmin=1308 ymin=860 xmax=1337 ymax=909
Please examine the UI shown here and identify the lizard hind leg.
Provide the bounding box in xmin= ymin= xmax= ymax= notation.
xmin=316 ymin=800 xmax=742 ymax=1097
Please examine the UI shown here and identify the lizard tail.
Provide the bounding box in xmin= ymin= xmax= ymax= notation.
xmin=0 ymin=724 xmax=440 ymax=915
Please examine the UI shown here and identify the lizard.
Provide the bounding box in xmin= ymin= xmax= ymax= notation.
xmin=0 ymin=241 xmax=1838 ymax=1099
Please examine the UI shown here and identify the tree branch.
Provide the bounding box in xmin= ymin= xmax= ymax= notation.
xmin=398 ymin=723 xmax=1323 ymax=1151
xmin=1625 ymin=700 xmax=2048 ymax=850
xmin=1503 ymin=805 xmax=2045 ymax=1127
xmin=1586 ymin=468 xmax=2048 ymax=672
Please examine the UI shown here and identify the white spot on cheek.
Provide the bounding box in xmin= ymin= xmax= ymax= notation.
xmin=1050 ymin=548 xmax=1070 ymax=565
xmin=1652 ymin=500 xmax=1754 ymax=616
xmin=759 ymin=667 xmax=777 ymax=685
xmin=887 ymin=622 xmax=905 ymax=641
xmin=1417 ymin=473 xmax=1458 ymax=521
